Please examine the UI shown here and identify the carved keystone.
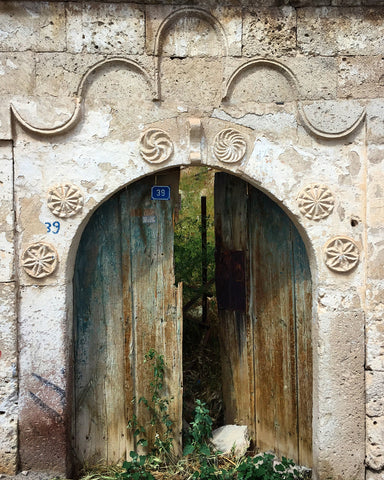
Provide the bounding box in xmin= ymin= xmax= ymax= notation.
xmin=188 ymin=118 xmax=202 ymax=164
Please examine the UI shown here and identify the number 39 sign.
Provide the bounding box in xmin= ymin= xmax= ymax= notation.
xmin=151 ymin=186 xmax=171 ymax=201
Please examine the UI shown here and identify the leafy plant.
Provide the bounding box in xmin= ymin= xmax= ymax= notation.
xmin=128 ymin=349 xmax=174 ymax=461
xmin=183 ymin=400 xmax=213 ymax=456
xmin=236 ymin=453 xmax=299 ymax=480
xmin=118 ymin=451 xmax=155 ymax=480
xmin=117 ymin=349 xmax=310 ymax=480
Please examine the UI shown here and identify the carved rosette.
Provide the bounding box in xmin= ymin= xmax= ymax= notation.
xmin=213 ymin=128 xmax=247 ymax=163
xmin=324 ymin=236 xmax=360 ymax=273
xmin=298 ymin=184 xmax=334 ymax=220
xmin=140 ymin=128 xmax=174 ymax=164
xmin=22 ymin=242 xmax=59 ymax=278
xmin=48 ymin=183 xmax=84 ymax=218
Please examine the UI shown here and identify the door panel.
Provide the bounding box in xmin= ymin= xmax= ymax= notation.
xmin=214 ymin=173 xmax=312 ymax=466
xmin=214 ymin=175 xmax=254 ymax=428
xmin=74 ymin=170 xmax=182 ymax=466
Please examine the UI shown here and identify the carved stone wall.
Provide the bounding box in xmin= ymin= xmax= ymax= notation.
xmin=0 ymin=1 xmax=383 ymax=479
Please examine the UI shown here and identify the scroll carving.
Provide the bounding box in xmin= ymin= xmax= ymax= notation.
xmin=48 ymin=183 xmax=84 ymax=218
xmin=22 ymin=242 xmax=59 ymax=278
xmin=324 ymin=236 xmax=359 ymax=273
xmin=140 ymin=128 xmax=174 ymax=164
xmin=298 ymin=184 xmax=334 ymax=221
xmin=213 ymin=128 xmax=247 ymax=163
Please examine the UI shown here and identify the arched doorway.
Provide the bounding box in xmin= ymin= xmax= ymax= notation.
xmin=72 ymin=168 xmax=312 ymax=468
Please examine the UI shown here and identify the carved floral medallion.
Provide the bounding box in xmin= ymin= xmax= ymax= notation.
xmin=140 ymin=128 xmax=174 ymax=164
xmin=213 ymin=128 xmax=247 ymax=163
xmin=324 ymin=236 xmax=359 ymax=273
xmin=22 ymin=242 xmax=59 ymax=278
xmin=298 ymin=184 xmax=334 ymax=220
xmin=48 ymin=183 xmax=84 ymax=218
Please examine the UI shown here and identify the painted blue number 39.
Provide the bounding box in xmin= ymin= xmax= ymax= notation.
xmin=151 ymin=186 xmax=171 ymax=201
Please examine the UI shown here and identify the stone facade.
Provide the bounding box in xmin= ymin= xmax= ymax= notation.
xmin=0 ymin=1 xmax=383 ymax=479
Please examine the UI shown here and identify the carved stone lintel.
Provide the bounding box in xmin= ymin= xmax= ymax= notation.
xmin=298 ymin=184 xmax=334 ymax=221
xmin=188 ymin=118 xmax=202 ymax=164
xmin=324 ymin=236 xmax=360 ymax=273
xmin=213 ymin=128 xmax=247 ymax=164
xmin=48 ymin=183 xmax=84 ymax=218
xmin=22 ymin=242 xmax=59 ymax=278
xmin=140 ymin=128 xmax=174 ymax=164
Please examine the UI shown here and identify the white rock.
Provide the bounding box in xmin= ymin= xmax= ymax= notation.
xmin=211 ymin=425 xmax=249 ymax=458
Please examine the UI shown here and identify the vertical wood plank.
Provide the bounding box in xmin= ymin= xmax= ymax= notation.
xmin=120 ymin=170 xmax=182 ymax=456
xmin=74 ymin=169 xmax=182 ymax=465
xmin=214 ymin=173 xmax=312 ymax=466
xmin=74 ymin=196 xmax=126 ymax=465
xmin=292 ymin=227 xmax=313 ymax=467
xmin=214 ymin=173 xmax=253 ymax=429
xmin=249 ymin=187 xmax=298 ymax=461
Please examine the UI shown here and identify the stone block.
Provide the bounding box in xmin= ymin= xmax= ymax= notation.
xmin=338 ymin=56 xmax=384 ymax=99
xmin=297 ymin=7 xmax=384 ymax=56
xmin=367 ymin=416 xmax=384 ymax=471
xmin=366 ymin=470 xmax=384 ymax=480
xmin=159 ymin=57 xmax=223 ymax=112
xmin=367 ymin=228 xmax=384 ymax=281
xmin=367 ymin=371 xmax=384 ymax=417
xmin=367 ymin=101 xmax=384 ymax=143
xmin=0 ymin=282 xmax=17 ymax=475
xmin=242 ymin=7 xmax=297 ymax=57
xmin=0 ymin=53 xmax=35 ymax=95
xmin=0 ymin=2 xmax=66 ymax=52
xmin=0 ymin=143 xmax=14 ymax=283
xmin=18 ymin=284 xmax=70 ymax=472
xmin=66 ymin=3 xmax=145 ymax=55
xmin=145 ymin=5 xmax=242 ymax=56
xmin=366 ymin=316 xmax=384 ymax=371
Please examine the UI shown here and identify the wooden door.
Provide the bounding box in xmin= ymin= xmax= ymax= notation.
xmin=214 ymin=173 xmax=312 ymax=466
xmin=73 ymin=170 xmax=182 ymax=466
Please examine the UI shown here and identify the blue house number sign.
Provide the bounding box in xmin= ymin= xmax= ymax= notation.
xmin=151 ymin=186 xmax=171 ymax=201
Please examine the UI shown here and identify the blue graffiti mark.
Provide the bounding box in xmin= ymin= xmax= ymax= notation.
xmin=32 ymin=373 xmax=66 ymax=405
xmin=28 ymin=391 xmax=63 ymax=423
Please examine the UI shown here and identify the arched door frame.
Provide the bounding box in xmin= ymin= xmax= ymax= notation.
xmin=67 ymin=162 xmax=319 ymax=472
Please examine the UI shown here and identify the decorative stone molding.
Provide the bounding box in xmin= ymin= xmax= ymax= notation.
xmin=212 ymin=128 xmax=247 ymax=163
xmin=47 ymin=183 xmax=84 ymax=218
xmin=299 ymin=100 xmax=366 ymax=139
xmin=324 ymin=236 xmax=360 ymax=273
xmin=22 ymin=242 xmax=59 ymax=278
xmin=139 ymin=128 xmax=174 ymax=164
xmin=297 ymin=184 xmax=334 ymax=221
xmin=11 ymin=57 xmax=155 ymax=135
xmin=223 ymin=58 xmax=298 ymax=101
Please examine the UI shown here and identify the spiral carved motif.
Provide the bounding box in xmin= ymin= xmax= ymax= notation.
xmin=22 ymin=242 xmax=58 ymax=278
xmin=48 ymin=183 xmax=83 ymax=218
xmin=140 ymin=128 xmax=174 ymax=164
xmin=213 ymin=128 xmax=247 ymax=164
xmin=298 ymin=184 xmax=334 ymax=221
xmin=324 ymin=236 xmax=360 ymax=273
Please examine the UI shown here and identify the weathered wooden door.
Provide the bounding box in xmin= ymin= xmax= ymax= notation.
xmin=215 ymin=173 xmax=312 ymax=466
xmin=73 ymin=171 xmax=182 ymax=466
